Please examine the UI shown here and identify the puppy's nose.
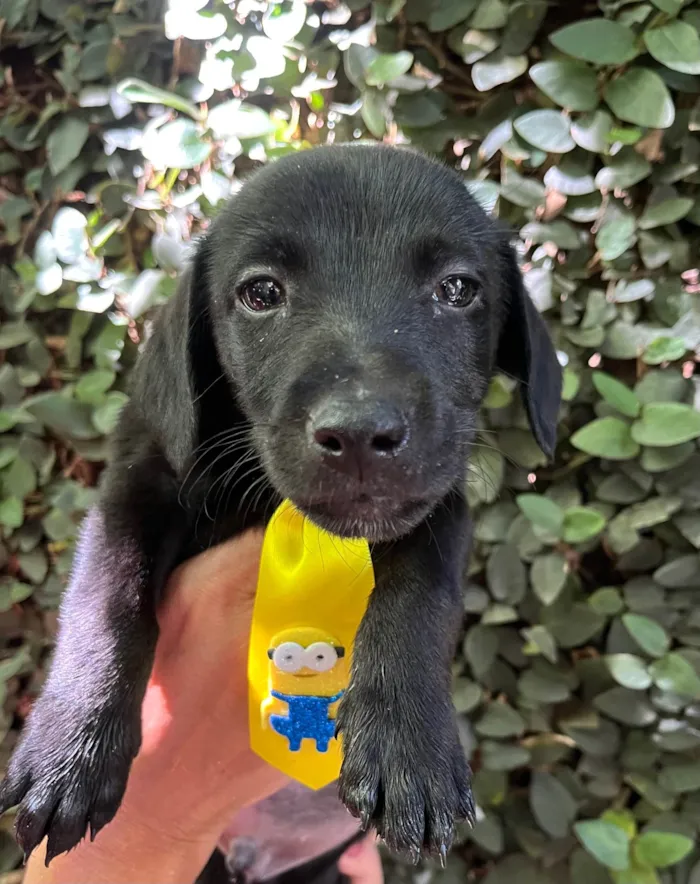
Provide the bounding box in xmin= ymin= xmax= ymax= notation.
xmin=308 ymin=399 xmax=409 ymax=475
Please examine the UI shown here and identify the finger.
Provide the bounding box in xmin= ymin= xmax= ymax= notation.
xmin=338 ymin=836 xmax=384 ymax=884
xmin=157 ymin=528 xmax=264 ymax=633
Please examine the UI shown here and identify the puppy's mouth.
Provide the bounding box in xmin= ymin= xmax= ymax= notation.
xmin=297 ymin=495 xmax=434 ymax=542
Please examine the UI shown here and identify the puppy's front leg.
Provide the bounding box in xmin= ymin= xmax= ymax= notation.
xmin=0 ymin=465 xmax=183 ymax=863
xmin=337 ymin=493 xmax=474 ymax=860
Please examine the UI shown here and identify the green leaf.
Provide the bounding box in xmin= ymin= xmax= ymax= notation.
xmin=516 ymin=494 xmax=564 ymax=535
xmin=572 ymin=109 xmax=614 ymax=153
xmin=612 ymin=279 xmax=654 ymax=304
xmin=475 ymin=702 xmax=525 ymax=738
xmin=589 ymin=587 xmax=624 ymax=616
xmin=571 ymin=417 xmax=640 ymax=460
xmin=486 ymin=544 xmax=526 ymax=603
xmin=365 ymin=51 xmax=414 ymax=85
xmin=562 ymin=506 xmax=606 ymax=543
xmin=0 ymin=497 xmax=23 ymax=529
xmin=463 ymin=624 xmax=498 ymax=679
xmin=612 ymin=862 xmax=660 ymax=884
xmin=574 ymin=819 xmax=631 ymax=871
xmin=116 ymin=77 xmax=202 ymax=119
xmin=548 ymin=603 xmax=605 ymax=649
xmin=606 ymin=654 xmax=652 ymax=690
xmin=592 ymin=373 xmax=641 ymax=419
xmin=469 ymin=0 xmax=505 ymax=29
xmin=604 ymin=68 xmax=675 ymax=129
xmin=654 ymin=554 xmax=700 ymax=588
xmin=622 ymin=613 xmax=670 ymax=658
xmin=521 ymin=624 xmax=558 ymax=663
xmin=483 ymin=377 xmax=513 ymax=409
xmin=24 ymin=392 xmax=98 ymax=440
xmin=481 ymin=740 xmax=531 ymax=772
xmin=648 ymin=653 xmax=700 ymax=698
xmin=499 ymin=169 xmax=546 ymax=208
xmin=531 ymin=552 xmax=568 ymax=605
xmin=650 ymin=0 xmax=682 ymax=11
xmin=262 ymin=0 xmax=307 ymax=42
xmin=639 ymin=197 xmax=693 ymax=229
xmin=46 ymin=118 xmax=90 ymax=176
xmin=632 ymin=403 xmax=700 ymax=447
xmin=641 ymin=441 xmax=694 ymax=472
xmin=562 ymin=368 xmax=580 ymax=401
xmin=33 ymin=230 xmax=56 ymax=270
xmin=550 ymin=19 xmax=638 ymax=65
xmin=644 ymin=21 xmax=700 ymax=75
xmin=513 ymin=109 xmax=575 ymax=153
xmin=141 ymin=119 xmax=211 ymax=170
xmin=3 ymin=456 xmax=36 ymax=498
xmin=622 ymin=496 xmax=683 ymax=530
xmin=472 ymin=52 xmax=528 ymax=91
xmin=543 ymin=157 xmax=596 ymax=197
xmin=596 ymin=150 xmax=651 ymax=190
xmin=501 ymin=1 xmax=547 ymax=54
xmin=530 ymin=772 xmax=577 ymax=839
xmin=0 ymin=321 xmax=35 ymax=349
xmin=603 ymin=810 xmax=637 ymax=840
xmin=207 ymin=100 xmax=276 ymax=140
xmin=594 ymin=687 xmax=656 ymax=727
xmin=658 ymin=762 xmax=700 ymax=794
xmin=36 ymin=263 xmax=62 ymax=296
xmin=52 ymin=207 xmax=88 ymax=264
xmin=453 ymin=28 xmax=499 ymax=64
xmin=633 ymin=832 xmax=693 ymax=869
xmin=92 ymin=392 xmax=129 ymax=435
xmin=74 ymin=369 xmax=116 ymax=404
xmin=360 ymin=90 xmax=389 ymax=138
xmin=427 ymin=0 xmax=477 ymax=30
xmin=529 ymin=60 xmax=598 ymax=112
xmin=643 ymin=336 xmax=686 ymax=366
xmin=596 ymin=217 xmax=636 ymax=261
xmin=343 ymin=44 xmax=375 ymax=89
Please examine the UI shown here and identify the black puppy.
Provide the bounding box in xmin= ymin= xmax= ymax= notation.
xmin=0 ymin=144 xmax=561 ymax=865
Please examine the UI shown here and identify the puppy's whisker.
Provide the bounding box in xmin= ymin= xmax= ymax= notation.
xmin=206 ymin=450 xmax=259 ymax=523
xmin=235 ymin=468 xmax=270 ymax=522
xmin=178 ymin=430 xmax=252 ymax=505
xmin=192 ymin=371 xmax=226 ymax=404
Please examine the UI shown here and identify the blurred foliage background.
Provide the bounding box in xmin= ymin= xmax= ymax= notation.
xmin=1 ymin=0 xmax=700 ymax=881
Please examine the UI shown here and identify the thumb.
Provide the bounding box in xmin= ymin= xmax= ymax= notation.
xmin=338 ymin=837 xmax=383 ymax=884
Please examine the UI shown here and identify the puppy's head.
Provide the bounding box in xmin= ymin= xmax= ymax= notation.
xmin=197 ymin=145 xmax=561 ymax=541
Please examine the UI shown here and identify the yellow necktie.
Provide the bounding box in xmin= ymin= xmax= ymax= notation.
xmin=248 ymin=501 xmax=375 ymax=789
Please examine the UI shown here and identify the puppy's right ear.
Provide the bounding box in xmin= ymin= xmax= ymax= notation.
xmin=495 ymin=239 xmax=562 ymax=460
xmin=130 ymin=234 xmax=225 ymax=475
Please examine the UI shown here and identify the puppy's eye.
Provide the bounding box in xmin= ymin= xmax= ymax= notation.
xmin=433 ymin=275 xmax=479 ymax=309
xmin=239 ymin=278 xmax=285 ymax=312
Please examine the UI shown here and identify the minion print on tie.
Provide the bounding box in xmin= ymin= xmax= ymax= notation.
xmin=248 ymin=502 xmax=374 ymax=790
xmin=263 ymin=627 xmax=346 ymax=753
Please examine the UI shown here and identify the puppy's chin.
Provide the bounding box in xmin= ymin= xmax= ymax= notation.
xmin=296 ymin=497 xmax=436 ymax=543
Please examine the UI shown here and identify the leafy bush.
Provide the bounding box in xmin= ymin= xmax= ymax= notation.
xmin=1 ymin=0 xmax=700 ymax=880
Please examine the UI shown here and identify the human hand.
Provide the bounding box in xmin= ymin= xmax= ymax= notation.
xmin=26 ymin=528 xmax=287 ymax=883
xmin=339 ymin=836 xmax=384 ymax=884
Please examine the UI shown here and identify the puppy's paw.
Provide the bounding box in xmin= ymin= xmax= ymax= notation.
xmin=0 ymin=695 xmax=140 ymax=863
xmin=337 ymin=690 xmax=474 ymax=862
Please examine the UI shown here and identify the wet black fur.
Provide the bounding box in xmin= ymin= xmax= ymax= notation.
xmin=0 ymin=144 xmax=561 ymax=866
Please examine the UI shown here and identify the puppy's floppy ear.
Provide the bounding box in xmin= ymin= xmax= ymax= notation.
xmin=495 ymin=239 xmax=562 ymax=460
xmin=130 ymin=233 xmax=229 ymax=475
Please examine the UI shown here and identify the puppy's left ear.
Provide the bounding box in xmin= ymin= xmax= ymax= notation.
xmin=495 ymin=240 xmax=562 ymax=460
